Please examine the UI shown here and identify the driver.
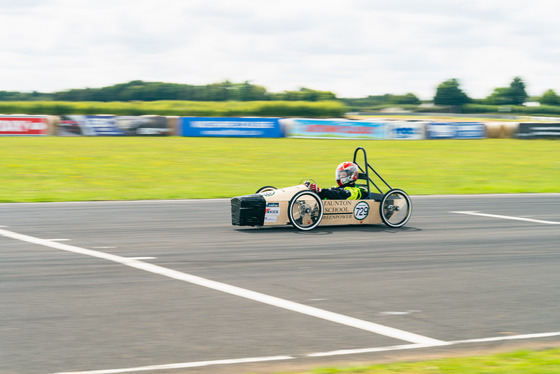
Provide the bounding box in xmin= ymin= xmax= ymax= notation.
xmin=309 ymin=162 xmax=364 ymax=200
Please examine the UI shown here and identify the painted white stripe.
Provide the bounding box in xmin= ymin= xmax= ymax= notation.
xmin=305 ymin=331 xmax=560 ymax=358
xmin=0 ymin=228 xmax=445 ymax=346
xmin=127 ymin=257 xmax=157 ymax=260
xmin=47 ymin=239 xmax=71 ymax=242
xmin=55 ymin=355 xmax=293 ymax=374
xmin=307 ymin=343 xmax=430 ymax=357
xmin=453 ymin=331 xmax=560 ymax=344
xmin=452 ymin=211 xmax=560 ymax=225
xmin=0 ymin=193 xmax=558 ymax=207
xmin=53 ymin=331 xmax=560 ymax=374
xmin=0 ymin=198 xmax=231 ymax=206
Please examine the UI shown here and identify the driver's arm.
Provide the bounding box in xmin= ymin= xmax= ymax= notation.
xmin=318 ymin=187 xmax=352 ymax=200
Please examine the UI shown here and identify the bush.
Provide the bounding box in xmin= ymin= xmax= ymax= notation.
xmin=0 ymin=100 xmax=347 ymax=118
xmin=462 ymin=103 xmax=560 ymax=116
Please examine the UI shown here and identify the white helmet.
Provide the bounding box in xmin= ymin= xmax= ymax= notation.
xmin=335 ymin=161 xmax=359 ymax=186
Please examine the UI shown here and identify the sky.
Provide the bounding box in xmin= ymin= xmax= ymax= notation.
xmin=0 ymin=0 xmax=558 ymax=100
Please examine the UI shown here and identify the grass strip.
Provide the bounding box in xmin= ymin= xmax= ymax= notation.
xmin=0 ymin=100 xmax=346 ymax=117
xmin=283 ymin=348 xmax=560 ymax=374
xmin=0 ymin=137 xmax=558 ymax=202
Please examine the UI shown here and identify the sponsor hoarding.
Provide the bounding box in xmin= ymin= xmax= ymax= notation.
xmin=115 ymin=116 xmax=170 ymax=136
xmin=455 ymin=122 xmax=486 ymax=139
xmin=286 ymin=118 xmax=386 ymax=139
xmin=179 ymin=117 xmax=284 ymax=138
xmin=427 ymin=122 xmax=485 ymax=139
xmin=386 ymin=121 xmax=426 ymax=140
xmin=58 ymin=115 xmax=125 ymax=136
xmin=426 ymin=122 xmax=456 ymax=139
xmin=0 ymin=116 xmax=50 ymax=136
xmin=59 ymin=115 xmax=170 ymax=136
xmin=516 ymin=122 xmax=560 ymax=139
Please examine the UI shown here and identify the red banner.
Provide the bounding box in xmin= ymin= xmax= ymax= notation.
xmin=0 ymin=116 xmax=50 ymax=135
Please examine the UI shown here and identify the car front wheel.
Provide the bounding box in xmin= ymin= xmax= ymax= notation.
xmin=288 ymin=191 xmax=323 ymax=231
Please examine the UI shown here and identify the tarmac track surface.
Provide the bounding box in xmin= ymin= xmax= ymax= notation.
xmin=1 ymin=194 xmax=559 ymax=374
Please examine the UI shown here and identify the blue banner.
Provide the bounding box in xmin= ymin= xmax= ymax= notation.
xmin=386 ymin=121 xmax=426 ymax=139
xmin=455 ymin=122 xmax=486 ymax=139
xmin=426 ymin=122 xmax=456 ymax=139
xmin=426 ymin=122 xmax=485 ymax=139
xmin=179 ymin=117 xmax=283 ymax=138
xmin=286 ymin=118 xmax=386 ymax=139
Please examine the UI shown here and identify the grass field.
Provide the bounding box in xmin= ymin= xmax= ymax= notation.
xmin=284 ymin=348 xmax=560 ymax=374
xmin=0 ymin=137 xmax=558 ymax=202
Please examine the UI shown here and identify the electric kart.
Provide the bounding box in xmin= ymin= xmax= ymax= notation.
xmin=231 ymin=147 xmax=412 ymax=231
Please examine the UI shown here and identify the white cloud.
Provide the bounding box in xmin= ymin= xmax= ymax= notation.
xmin=0 ymin=0 xmax=558 ymax=99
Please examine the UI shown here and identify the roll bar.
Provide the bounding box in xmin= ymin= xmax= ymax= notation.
xmin=352 ymin=146 xmax=393 ymax=196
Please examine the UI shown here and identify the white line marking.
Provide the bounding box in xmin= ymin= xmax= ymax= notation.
xmin=414 ymin=193 xmax=560 ymax=199
xmin=452 ymin=211 xmax=560 ymax=225
xmin=452 ymin=331 xmax=560 ymax=344
xmin=47 ymin=239 xmax=71 ymax=242
xmin=306 ymin=343 xmax=430 ymax=357
xmin=0 ymin=198 xmax=231 ymax=206
xmin=378 ymin=310 xmax=421 ymax=316
xmin=0 ymin=227 xmax=445 ymax=346
xmin=128 ymin=257 xmax=157 ymax=260
xmin=0 ymin=193 xmax=558 ymax=207
xmin=55 ymin=355 xmax=293 ymax=374
xmin=53 ymin=332 xmax=560 ymax=374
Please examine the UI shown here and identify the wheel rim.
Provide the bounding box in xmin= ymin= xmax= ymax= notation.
xmin=289 ymin=192 xmax=323 ymax=231
xmin=380 ymin=189 xmax=412 ymax=228
xmin=256 ymin=186 xmax=276 ymax=194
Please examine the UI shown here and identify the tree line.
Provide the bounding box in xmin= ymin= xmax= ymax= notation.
xmin=1 ymin=77 xmax=559 ymax=108
xmin=0 ymin=80 xmax=337 ymax=102
xmin=434 ymin=76 xmax=559 ymax=106
xmin=0 ymin=80 xmax=427 ymax=107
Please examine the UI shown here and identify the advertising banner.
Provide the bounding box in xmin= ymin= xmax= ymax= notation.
xmin=0 ymin=116 xmax=50 ymax=136
xmin=179 ymin=117 xmax=283 ymax=137
xmin=58 ymin=115 xmax=125 ymax=136
xmin=59 ymin=115 xmax=170 ymax=136
xmin=427 ymin=122 xmax=485 ymax=139
xmin=115 ymin=116 xmax=170 ymax=136
xmin=386 ymin=121 xmax=426 ymax=140
xmin=426 ymin=122 xmax=456 ymax=139
xmin=455 ymin=122 xmax=486 ymax=139
xmin=516 ymin=122 xmax=560 ymax=139
xmin=286 ymin=118 xmax=386 ymax=139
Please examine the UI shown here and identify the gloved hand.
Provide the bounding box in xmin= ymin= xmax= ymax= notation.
xmin=309 ymin=183 xmax=321 ymax=193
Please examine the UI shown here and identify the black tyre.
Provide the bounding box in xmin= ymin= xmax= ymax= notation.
xmin=256 ymin=186 xmax=276 ymax=194
xmin=380 ymin=189 xmax=412 ymax=228
xmin=288 ymin=191 xmax=323 ymax=231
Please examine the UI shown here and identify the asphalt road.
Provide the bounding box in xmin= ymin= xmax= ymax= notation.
xmin=1 ymin=194 xmax=559 ymax=374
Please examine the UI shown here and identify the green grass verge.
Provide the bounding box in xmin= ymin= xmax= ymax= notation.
xmin=0 ymin=99 xmax=346 ymax=117
xmin=284 ymin=348 xmax=560 ymax=374
xmin=0 ymin=137 xmax=558 ymax=202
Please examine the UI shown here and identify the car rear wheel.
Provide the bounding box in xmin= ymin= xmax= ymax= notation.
xmin=288 ymin=191 xmax=323 ymax=231
xmin=380 ymin=189 xmax=412 ymax=228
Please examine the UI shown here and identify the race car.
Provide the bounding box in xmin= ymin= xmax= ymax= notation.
xmin=231 ymin=147 xmax=412 ymax=231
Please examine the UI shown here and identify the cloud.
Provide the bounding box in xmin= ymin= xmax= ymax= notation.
xmin=0 ymin=0 xmax=558 ymax=99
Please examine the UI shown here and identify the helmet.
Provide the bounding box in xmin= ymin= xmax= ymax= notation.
xmin=335 ymin=162 xmax=359 ymax=186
